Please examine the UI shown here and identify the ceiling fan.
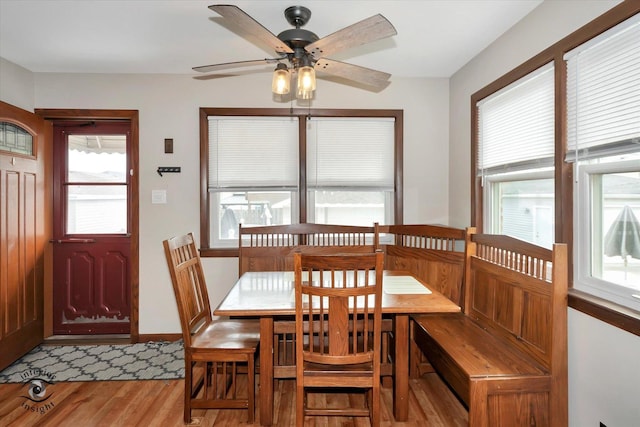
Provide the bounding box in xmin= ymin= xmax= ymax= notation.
xmin=193 ymin=4 xmax=397 ymax=98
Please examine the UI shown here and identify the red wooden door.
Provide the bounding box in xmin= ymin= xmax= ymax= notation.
xmin=0 ymin=102 xmax=49 ymax=370
xmin=52 ymin=121 xmax=131 ymax=334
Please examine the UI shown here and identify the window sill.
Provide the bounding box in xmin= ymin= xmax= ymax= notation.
xmin=568 ymin=289 xmax=640 ymax=337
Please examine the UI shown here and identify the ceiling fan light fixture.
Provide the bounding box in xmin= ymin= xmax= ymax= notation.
xmin=296 ymin=65 xmax=316 ymax=100
xmin=198 ymin=5 xmax=397 ymax=97
xmin=272 ymin=63 xmax=290 ymax=95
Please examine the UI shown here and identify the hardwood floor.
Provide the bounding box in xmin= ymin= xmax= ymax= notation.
xmin=0 ymin=373 xmax=467 ymax=426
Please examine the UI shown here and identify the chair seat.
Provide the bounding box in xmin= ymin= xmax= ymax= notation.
xmin=190 ymin=319 xmax=260 ymax=355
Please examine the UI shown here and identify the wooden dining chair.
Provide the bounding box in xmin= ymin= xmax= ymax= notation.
xmin=294 ymin=251 xmax=384 ymax=426
xmin=163 ymin=233 xmax=260 ymax=424
xmin=238 ymin=222 xmax=382 ymax=386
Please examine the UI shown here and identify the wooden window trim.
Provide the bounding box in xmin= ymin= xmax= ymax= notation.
xmin=199 ymin=107 xmax=403 ymax=258
xmin=569 ymin=289 xmax=640 ymax=337
xmin=470 ymin=1 xmax=640 ymax=336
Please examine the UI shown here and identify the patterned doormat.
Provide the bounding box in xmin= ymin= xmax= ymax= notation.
xmin=0 ymin=341 xmax=184 ymax=383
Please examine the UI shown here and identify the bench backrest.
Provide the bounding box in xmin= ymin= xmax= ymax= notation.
xmin=239 ymin=223 xmax=379 ymax=275
xmin=382 ymin=224 xmax=469 ymax=306
xmin=464 ymin=233 xmax=568 ymax=376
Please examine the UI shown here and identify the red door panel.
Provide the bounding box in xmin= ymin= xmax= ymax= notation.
xmin=54 ymin=240 xmax=130 ymax=334
xmin=102 ymin=250 xmax=129 ymax=319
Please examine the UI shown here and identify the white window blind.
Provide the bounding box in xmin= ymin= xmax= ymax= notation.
xmin=565 ymin=13 xmax=640 ymax=161
xmin=477 ymin=63 xmax=555 ymax=174
xmin=208 ymin=116 xmax=298 ymax=189
xmin=307 ymin=117 xmax=394 ymax=189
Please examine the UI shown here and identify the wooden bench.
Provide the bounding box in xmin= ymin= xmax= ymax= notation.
xmin=412 ymin=233 xmax=568 ymax=427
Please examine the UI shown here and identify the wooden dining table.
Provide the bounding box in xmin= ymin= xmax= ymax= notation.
xmin=214 ymin=270 xmax=460 ymax=426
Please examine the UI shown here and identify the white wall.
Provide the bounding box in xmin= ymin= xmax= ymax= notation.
xmin=448 ymin=1 xmax=639 ymax=425
xmin=25 ymin=71 xmax=449 ymax=334
xmin=0 ymin=57 xmax=34 ymax=111
xmin=568 ymin=309 xmax=640 ymax=426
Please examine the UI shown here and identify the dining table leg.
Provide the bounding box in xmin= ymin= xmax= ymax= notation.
xmin=259 ymin=316 xmax=274 ymax=426
xmin=393 ymin=314 xmax=409 ymax=421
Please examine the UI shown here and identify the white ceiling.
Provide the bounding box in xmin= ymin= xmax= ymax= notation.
xmin=0 ymin=0 xmax=542 ymax=79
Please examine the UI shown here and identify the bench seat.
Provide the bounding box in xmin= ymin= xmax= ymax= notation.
xmin=414 ymin=313 xmax=549 ymax=407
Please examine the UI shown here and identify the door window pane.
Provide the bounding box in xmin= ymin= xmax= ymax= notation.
xmin=66 ymin=134 xmax=127 ymax=234
xmin=68 ymin=135 xmax=126 ymax=183
xmin=0 ymin=122 xmax=33 ymax=155
xmin=67 ymin=185 xmax=127 ymax=234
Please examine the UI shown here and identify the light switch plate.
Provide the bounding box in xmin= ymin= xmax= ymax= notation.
xmin=152 ymin=190 xmax=167 ymax=204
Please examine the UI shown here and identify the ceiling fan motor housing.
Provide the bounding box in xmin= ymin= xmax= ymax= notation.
xmin=277 ymin=28 xmax=318 ymax=66
xmin=277 ymin=28 xmax=319 ymax=49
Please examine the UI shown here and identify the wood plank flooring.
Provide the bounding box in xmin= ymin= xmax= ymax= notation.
xmin=0 ymin=373 xmax=467 ymax=426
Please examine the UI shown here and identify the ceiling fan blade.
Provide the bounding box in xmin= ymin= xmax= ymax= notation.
xmin=315 ymin=58 xmax=391 ymax=89
xmin=193 ymin=58 xmax=280 ymax=73
xmin=306 ymin=14 xmax=396 ymax=59
xmin=209 ymin=5 xmax=294 ymax=54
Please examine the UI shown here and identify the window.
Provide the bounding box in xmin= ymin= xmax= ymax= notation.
xmin=576 ymin=162 xmax=640 ymax=309
xmin=484 ymin=172 xmax=555 ymax=248
xmin=0 ymin=121 xmax=34 ymax=156
xmin=567 ymin=14 xmax=640 ymax=311
xmin=307 ymin=118 xmax=394 ymax=226
xmin=476 ymin=63 xmax=555 ymax=248
xmin=200 ymin=108 xmax=402 ymax=253
xmin=207 ymin=116 xmax=299 ymax=248
xmin=473 ymin=4 xmax=640 ymax=329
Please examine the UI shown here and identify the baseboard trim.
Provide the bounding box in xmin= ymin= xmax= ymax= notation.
xmin=44 ymin=334 xmax=130 ymax=345
xmin=137 ymin=333 xmax=182 ymax=342
xmin=43 ymin=333 xmax=182 ymax=345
